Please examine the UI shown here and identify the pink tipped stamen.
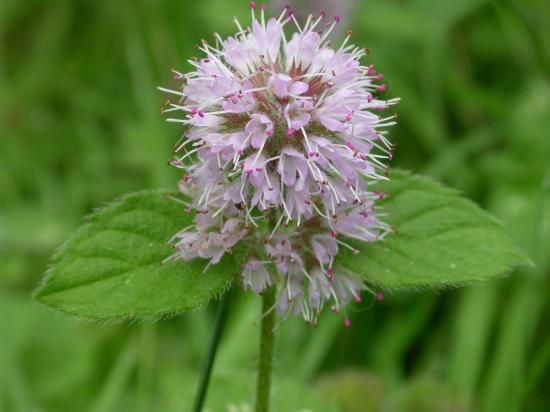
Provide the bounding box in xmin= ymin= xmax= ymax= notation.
xmin=373 ymin=190 xmax=385 ymax=199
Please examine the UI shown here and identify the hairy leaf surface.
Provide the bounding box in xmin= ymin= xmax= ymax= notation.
xmin=34 ymin=191 xmax=237 ymax=319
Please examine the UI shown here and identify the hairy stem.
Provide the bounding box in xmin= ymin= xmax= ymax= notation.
xmin=192 ymin=289 xmax=231 ymax=412
xmin=255 ymin=286 xmax=276 ymax=412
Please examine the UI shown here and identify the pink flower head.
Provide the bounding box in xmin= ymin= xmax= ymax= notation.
xmin=161 ymin=5 xmax=399 ymax=324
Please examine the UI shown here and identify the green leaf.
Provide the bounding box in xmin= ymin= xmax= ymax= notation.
xmin=34 ymin=191 xmax=237 ymax=319
xmin=340 ymin=171 xmax=528 ymax=289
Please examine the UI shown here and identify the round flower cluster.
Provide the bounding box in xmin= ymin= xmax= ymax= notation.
xmin=160 ymin=4 xmax=398 ymax=325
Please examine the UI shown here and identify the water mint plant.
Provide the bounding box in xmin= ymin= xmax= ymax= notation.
xmin=34 ymin=3 xmax=527 ymax=412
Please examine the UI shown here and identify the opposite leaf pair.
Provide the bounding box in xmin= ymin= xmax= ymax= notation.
xmin=34 ymin=171 xmax=526 ymax=320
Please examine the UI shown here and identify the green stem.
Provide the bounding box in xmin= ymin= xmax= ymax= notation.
xmin=192 ymin=288 xmax=231 ymax=412
xmin=255 ymin=287 xmax=276 ymax=412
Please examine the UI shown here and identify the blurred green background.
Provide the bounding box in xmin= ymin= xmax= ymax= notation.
xmin=1 ymin=0 xmax=549 ymax=411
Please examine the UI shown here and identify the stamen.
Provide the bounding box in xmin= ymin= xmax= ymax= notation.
xmin=269 ymin=213 xmax=285 ymax=239
xmin=250 ymin=2 xmax=256 ymax=21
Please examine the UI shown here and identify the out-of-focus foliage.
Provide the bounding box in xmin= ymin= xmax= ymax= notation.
xmin=1 ymin=0 xmax=548 ymax=411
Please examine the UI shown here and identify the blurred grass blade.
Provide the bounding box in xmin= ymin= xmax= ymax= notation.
xmin=448 ymin=285 xmax=498 ymax=401
xmin=89 ymin=341 xmax=137 ymax=412
xmin=137 ymin=323 xmax=157 ymax=412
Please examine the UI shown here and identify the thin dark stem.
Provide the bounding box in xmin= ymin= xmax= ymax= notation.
xmin=255 ymin=287 xmax=276 ymax=412
xmin=192 ymin=289 xmax=231 ymax=412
